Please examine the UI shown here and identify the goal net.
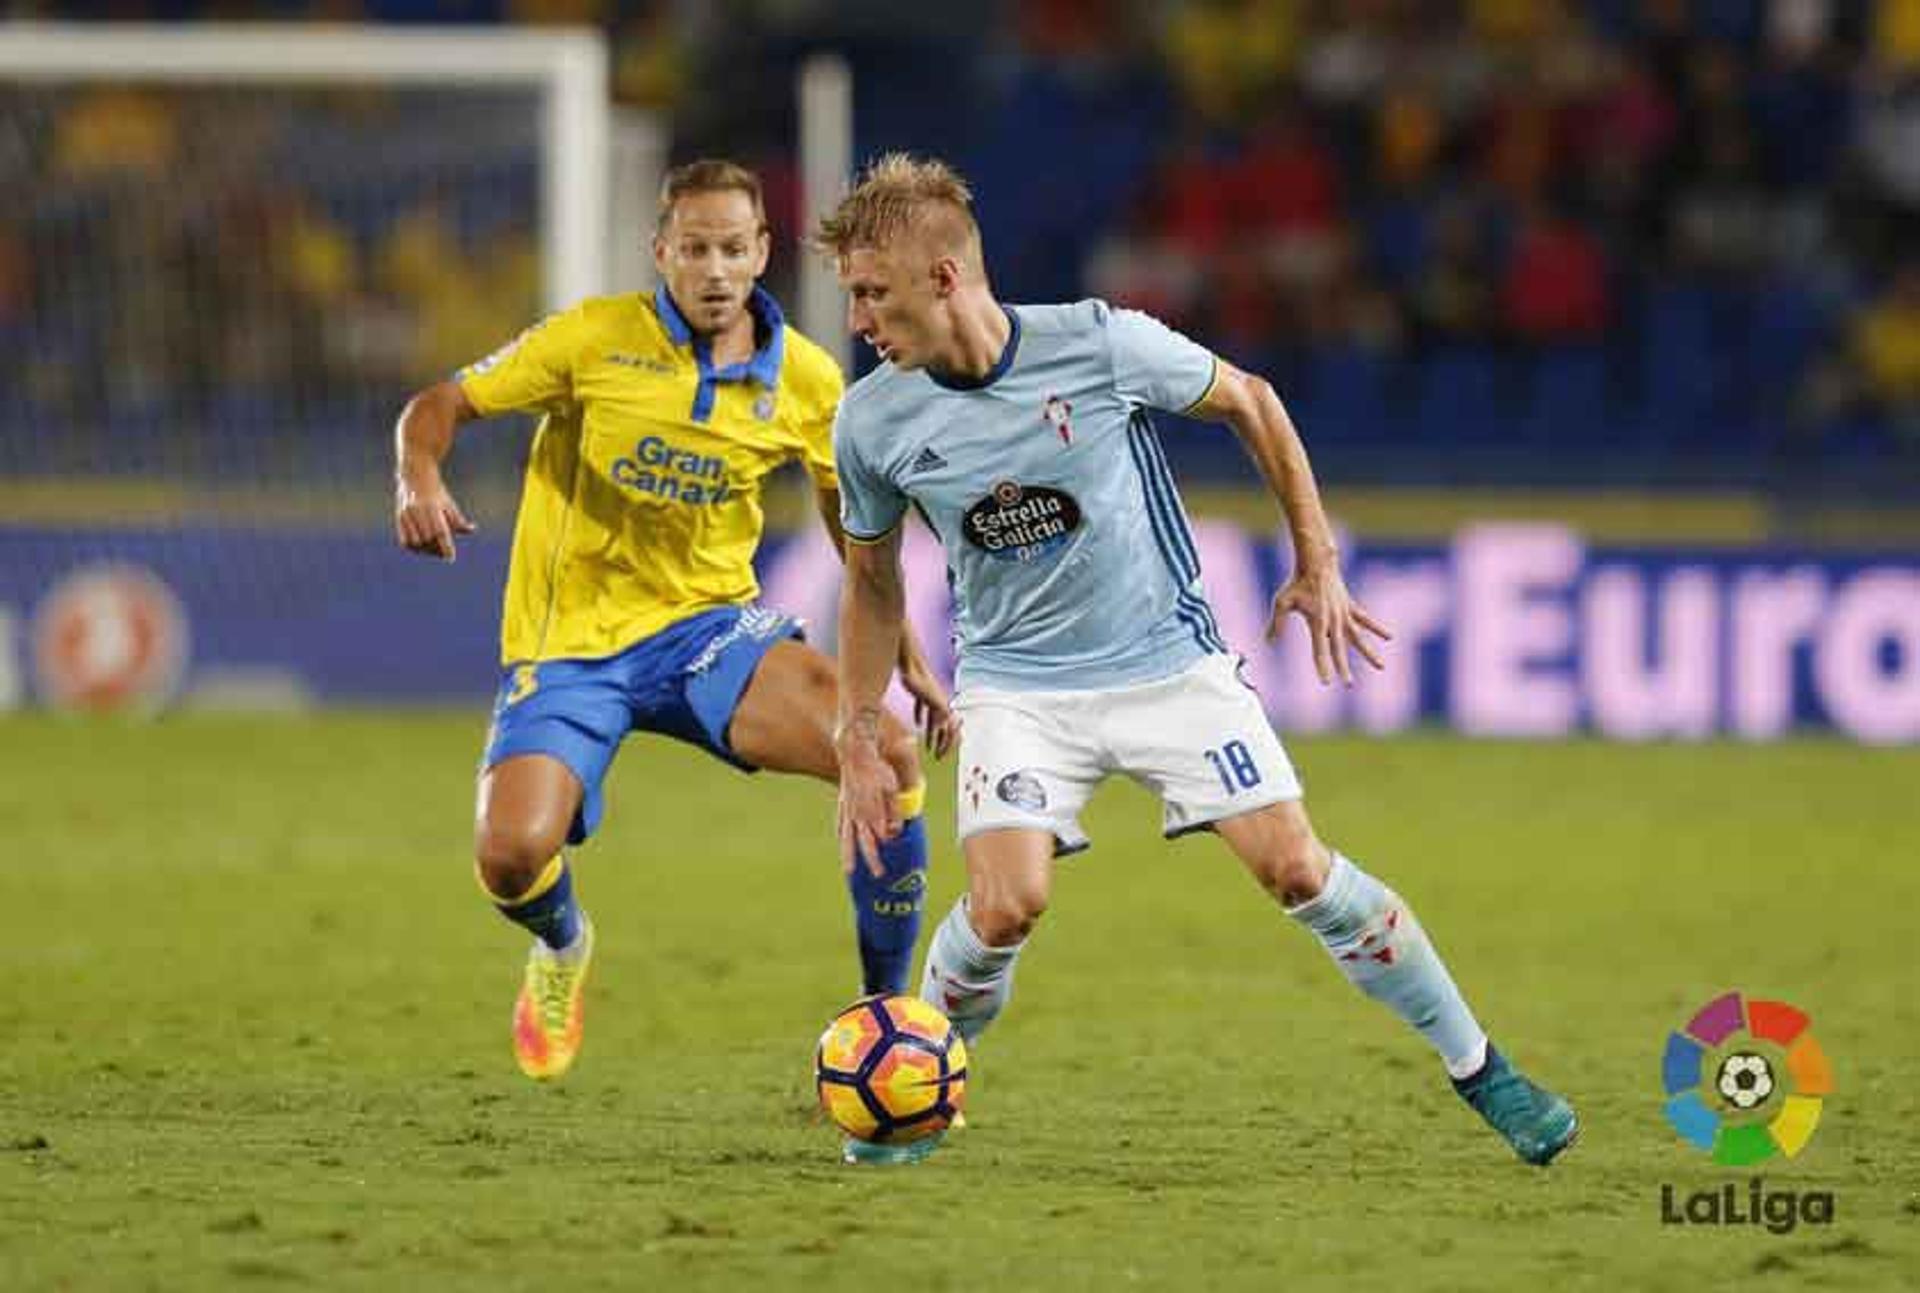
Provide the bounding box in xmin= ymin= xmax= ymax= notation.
xmin=0 ymin=25 xmax=612 ymax=708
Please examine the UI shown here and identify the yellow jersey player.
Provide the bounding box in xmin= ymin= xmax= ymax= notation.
xmin=393 ymin=160 xmax=953 ymax=1083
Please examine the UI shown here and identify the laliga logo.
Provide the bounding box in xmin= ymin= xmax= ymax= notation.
xmin=31 ymin=564 xmax=190 ymax=715
xmin=1661 ymin=991 xmax=1831 ymax=1163
xmin=1658 ymin=991 xmax=1837 ymax=1234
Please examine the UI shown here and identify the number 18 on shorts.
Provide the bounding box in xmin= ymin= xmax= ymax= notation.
xmin=952 ymin=654 xmax=1303 ymax=855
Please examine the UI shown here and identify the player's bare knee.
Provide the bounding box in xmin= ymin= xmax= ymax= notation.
xmin=473 ymin=820 xmax=566 ymax=899
xmin=968 ymin=882 xmax=1047 ymax=946
xmin=970 ymin=898 xmax=1043 ymax=946
xmin=1254 ymin=820 xmax=1329 ymax=907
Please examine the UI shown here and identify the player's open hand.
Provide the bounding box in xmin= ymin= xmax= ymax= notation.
xmin=836 ymin=737 xmax=902 ymax=878
xmin=1269 ymin=564 xmax=1391 ymax=686
xmin=395 ymin=473 xmax=477 ymax=562
xmin=897 ymin=648 xmax=959 ymax=760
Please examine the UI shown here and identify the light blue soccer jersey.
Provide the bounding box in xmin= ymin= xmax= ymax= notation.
xmin=835 ymin=299 xmax=1230 ymax=692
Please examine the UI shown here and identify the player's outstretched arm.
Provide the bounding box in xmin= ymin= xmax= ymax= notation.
xmin=1192 ymin=363 xmax=1391 ymax=686
xmin=834 ymin=530 xmax=908 ymax=876
xmin=812 ymin=484 xmax=957 ymax=758
xmin=393 ymin=379 xmax=480 ymax=562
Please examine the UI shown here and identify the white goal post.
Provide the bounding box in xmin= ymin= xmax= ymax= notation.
xmin=0 ymin=22 xmax=610 ymax=314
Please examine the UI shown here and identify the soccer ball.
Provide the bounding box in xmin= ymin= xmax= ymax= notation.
xmin=1717 ymin=1052 xmax=1775 ymax=1110
xmin=815 ymin=994 xmax=969 ymax=1144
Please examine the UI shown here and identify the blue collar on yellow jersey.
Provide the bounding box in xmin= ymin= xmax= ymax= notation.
xmin=654 ymin=283 xmax=787 ymax=423
xmin=928 ymin=305 xmax=1022 ymax=391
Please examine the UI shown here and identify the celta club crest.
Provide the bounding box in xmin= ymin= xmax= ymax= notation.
xmin=995 ymin=770 xmax=1048 ymax=812
xmin=1043 ymin=395 xmax=1073 ymax=445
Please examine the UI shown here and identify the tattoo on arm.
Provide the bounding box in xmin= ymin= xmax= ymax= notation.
xmin=844 ymin=705 xmax=883 ymax=744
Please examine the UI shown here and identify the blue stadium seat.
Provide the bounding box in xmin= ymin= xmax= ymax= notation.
xmin=1521 ymin=346 xmax=1610 ymax=447
xmin=1363 ymin=199 xmax=1427 ymax=289
xmin=1637 ymin=284 xmax=1720 ymax=444
xmin=1412 ymin=349 xmax=1504 ymax=443
xmin=102 ymin=397 xmax=172 ymax=475
xmin=1297 ymin=344 xmax=1391 ymax=443
xmin=1747 ymin=285 xmax=1825 ymax=381
xmin=1742 ymin=283 xmax=1831 ymax=434
xmin=1695 ymin=0 xmax=1761 ymax=42
xmin=1580 ymin=0 xmax=1640 ymax=41
xmin=1825 ymin=416 xmax=1898 ymax=462
xmin=207 ymin=390 xmax=278 ymax=435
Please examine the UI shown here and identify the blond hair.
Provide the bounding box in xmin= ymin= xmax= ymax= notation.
xmin=656 ymin=158 xmax=766 ymax=233
xmin=808 ymin=152 xmax=981 ymax=262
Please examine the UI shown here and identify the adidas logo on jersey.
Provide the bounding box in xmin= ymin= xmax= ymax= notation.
xmin=909 ymin=445 xmax=947 ymax=474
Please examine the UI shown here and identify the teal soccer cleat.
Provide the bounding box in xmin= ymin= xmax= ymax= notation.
xmin=1453 ymin=1044 xmax=1578 ymax=1166
xmin=841 ymin=1131 xmax=946 ymax=1166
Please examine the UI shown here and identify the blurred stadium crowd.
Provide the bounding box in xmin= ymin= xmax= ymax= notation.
xmin=6 ymin=0 xmax=1920 ymax=492
xmin=0 ymin=81 xmax=540 ymax=482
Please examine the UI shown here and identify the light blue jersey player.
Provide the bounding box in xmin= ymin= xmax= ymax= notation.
xmin=816 ymin=154 xmax=1576 ymax=1169
xmin=836 ymin=298 xmax=1229 ymax=696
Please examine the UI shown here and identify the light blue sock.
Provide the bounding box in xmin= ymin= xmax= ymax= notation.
xmin=1289 ymin=852 xmax=1489 ymax=1079
xmin=918 ymin=898 xmax=1022 ymax=1044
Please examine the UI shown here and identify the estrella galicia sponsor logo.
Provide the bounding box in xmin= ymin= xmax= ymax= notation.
xmin=1657 ymin=990 xmax=1837 ymax=1233
xmin=995 ymin=770 xmax=1047 ymax=812
xmin=963 ymin=480 xmax=1081 ymax=563
xmin=611 ymin=434 xmax=732 ymax=505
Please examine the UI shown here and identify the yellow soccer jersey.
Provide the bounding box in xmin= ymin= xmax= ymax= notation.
xmin=458 ymin=285 xmax=843 ymax=663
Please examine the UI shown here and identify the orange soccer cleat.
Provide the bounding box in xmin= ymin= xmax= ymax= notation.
xmin=511 ymin=917 xmax=595 ymax=1080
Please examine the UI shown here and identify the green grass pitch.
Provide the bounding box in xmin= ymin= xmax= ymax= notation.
xmin=3 ymin=715 xmax=1916 ymax=1290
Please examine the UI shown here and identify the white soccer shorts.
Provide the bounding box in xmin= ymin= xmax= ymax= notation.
xmin=952 ymin=653 xmax=1303 ymax=855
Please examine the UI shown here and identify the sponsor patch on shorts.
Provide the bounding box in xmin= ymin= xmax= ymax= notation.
xmin=996 ymin=770 xmax=1048 ymax=811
